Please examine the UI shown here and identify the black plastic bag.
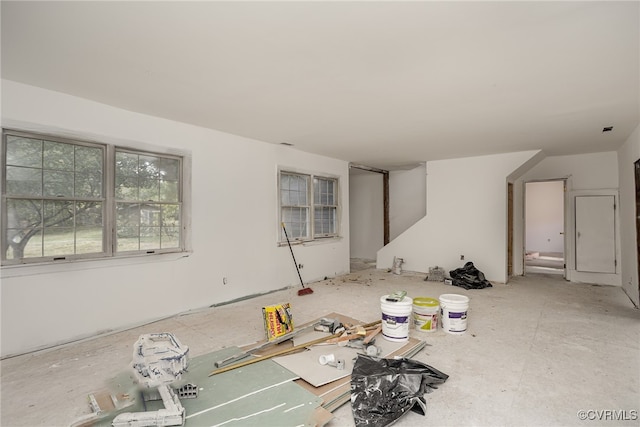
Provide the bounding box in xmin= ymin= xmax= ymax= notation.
xmin=350 ymin=355 xmax=449 ymax=427
xmin=449 ymin=261 xmax=493 ymax=289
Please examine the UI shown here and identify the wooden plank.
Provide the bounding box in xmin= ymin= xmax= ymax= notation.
xmin=251 ymin=313 xmax=365 ymax=357
xmin=210 ymin=320 xmax=381 ymax=377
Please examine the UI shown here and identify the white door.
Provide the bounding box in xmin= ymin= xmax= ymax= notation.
xmin=575 ymin=195 xmax=616 ymax=273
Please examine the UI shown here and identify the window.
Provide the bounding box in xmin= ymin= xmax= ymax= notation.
xmin=115 ymin=150 xmax=181 ymax=253
xmin=279 ymin=170 xmax=338 ymax=242
xmin=313 ymin=176 xmax=337 ymax=237
xmin=2 ymin=130 xmax=186 ymax=265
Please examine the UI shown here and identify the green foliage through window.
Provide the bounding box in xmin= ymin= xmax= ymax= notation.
xmin=2 ymin=130 xmax=184 ymax=264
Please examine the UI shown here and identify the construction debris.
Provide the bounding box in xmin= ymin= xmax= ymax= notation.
xmin=73 ymin=313 xmax=436 ymax=427
xmin=425 ymin=266 xmax=445 ymax=282
xmin=214 ymin=321 xmax=322 ymax=368
xmin=209 ymin=319 xmax=382 ymax=376
xmin=112 ymin=333 xmax=190 ymax=427
xmin=392 ymin=256 xmax=404 ymax=275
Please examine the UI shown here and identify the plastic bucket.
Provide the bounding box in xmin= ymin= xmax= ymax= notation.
xmin=439 ymin=294 xmax=469 ymax=334
xmin=413 ymin=297 xmax=439 ymax=332
xmin=380 ymin=295 xmax=413 ymax=342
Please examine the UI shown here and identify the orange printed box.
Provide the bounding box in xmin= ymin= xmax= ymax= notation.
xmin=262 ymin=303 xmax=294 ymax=341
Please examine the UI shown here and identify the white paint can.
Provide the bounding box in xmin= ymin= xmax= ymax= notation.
xmin=380 ymin=294 xmax=413 ymax=342
xmin=439 ymin=294 xmax=470 ymax=334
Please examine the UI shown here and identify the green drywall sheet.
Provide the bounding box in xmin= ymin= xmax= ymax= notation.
xmin=95 ymin=347 xmax=325 ymax=426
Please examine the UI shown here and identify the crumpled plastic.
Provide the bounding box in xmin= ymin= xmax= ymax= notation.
xmin=449 ymin=261 xmax=493 ymax=289
xmin=350 ymin=355 xmax=449 ymax=427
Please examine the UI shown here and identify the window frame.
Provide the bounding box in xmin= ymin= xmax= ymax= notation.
xmin=1 ymin=129 xmax=189 ymax=266
xmin=113 ymin=147 xmax=184 ymax=255
xmin=313 ymin=175 xmax=339 ymax=239
xmin=278 ymin=169 xmax=340 ymax=244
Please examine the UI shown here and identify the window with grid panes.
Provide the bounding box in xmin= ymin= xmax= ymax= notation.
xmin=279 ymin=170 xmax=339 ymax=242
xmin=1 ymin=129 xmax=186 ymax=265
xmin=115 ymin=150 xmax=182 ymax=253
xmin=280 ymin=172 xmax=310 ymax=240
xmin=313 ymin=176 xmax=337 ymax=237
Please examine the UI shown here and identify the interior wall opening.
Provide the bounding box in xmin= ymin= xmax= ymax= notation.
xmin=348 ymin=164 xmax=388 ymax=271
xmin=524 ymin=180 xmax=566 ymax=276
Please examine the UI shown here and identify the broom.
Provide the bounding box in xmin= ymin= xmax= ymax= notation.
xmin=281 ymin=222 xmax=313 ymax=296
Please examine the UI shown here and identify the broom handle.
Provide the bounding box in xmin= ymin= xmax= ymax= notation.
xmin=281 ymin=222 xmax=306 ymax=288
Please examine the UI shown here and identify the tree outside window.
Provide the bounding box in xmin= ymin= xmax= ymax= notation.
xmin=2 ymin=130 xmax=185 ymax=265
xmin=4 ymin=134 xmax=104 ymax=260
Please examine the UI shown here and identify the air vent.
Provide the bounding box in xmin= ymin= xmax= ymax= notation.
xmin=602 ymin=126 xmax=613 ymax=132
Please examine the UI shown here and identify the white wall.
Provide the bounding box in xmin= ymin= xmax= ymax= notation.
xmin=0 ymin=80 xmax=350 ymax=357
xmin=389 ymin=164 xmax=426 ymax=241
xmin=618 ymin=124 xmax=640 ymax=307
xmin=349 ymin=170 xmax=384 ymax=260
xmin=515 ymin=152 xmax=620 ymax=285
xmin=519 ymin=152 xmax=619 ymax=190
xmin=525 ymin=181 xmax=565 ymax=254
xmin=378 ymin=151 xmax=540 ymax=283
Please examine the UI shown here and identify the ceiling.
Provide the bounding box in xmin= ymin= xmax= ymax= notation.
xmin=2 ymin=1 xmax=639 ymax=170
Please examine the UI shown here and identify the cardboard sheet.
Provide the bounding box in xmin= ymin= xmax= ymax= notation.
xmin=273 ymin=335 xmax=406 ymax=387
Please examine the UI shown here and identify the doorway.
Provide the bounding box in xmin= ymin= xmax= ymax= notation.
xmin=524 ymin=180 xmax=566 ymax=276
xmin=349 ymin=164 xmax=389 ymax=270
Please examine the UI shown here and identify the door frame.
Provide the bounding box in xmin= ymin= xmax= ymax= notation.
xmin=508 ymin=182 xmax=514 ymax=278
xmin=523 ymin=178 xmax=568 ymax=278
xmin=349 ymin=163 xmax=390 ymax=245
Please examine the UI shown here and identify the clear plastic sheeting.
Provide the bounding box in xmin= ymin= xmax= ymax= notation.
xmin=350 ymin=355 xmax=449 ymax=427
xmin=449 ymin=261 xmax=493 ymax=289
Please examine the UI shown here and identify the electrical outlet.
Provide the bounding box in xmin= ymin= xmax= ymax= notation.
xmin=223 ymin=277 xmax=228 ymax=285
xmin=460 ymin=255 xmax=465 ymax=260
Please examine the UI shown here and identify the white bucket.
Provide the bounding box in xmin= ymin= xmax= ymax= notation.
xmin=413 ymin=297 xmax=439 ymax=332
xmin=439 ymin=294 xmax=469 ymax=334
xmin=380 ymin=295 xmax=413 ymax=342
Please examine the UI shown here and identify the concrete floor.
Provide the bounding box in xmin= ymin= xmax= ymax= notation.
xmin=1 ymin=266 xmax=639 ymax=426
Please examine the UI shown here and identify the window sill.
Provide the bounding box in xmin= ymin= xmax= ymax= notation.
xmin=0 ymin=250 xmax=193 ymax=279
xmin=278 ymin=236 xmax=342 ymax=247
